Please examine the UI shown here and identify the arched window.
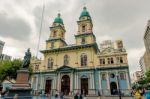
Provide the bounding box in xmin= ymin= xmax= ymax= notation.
xmin=120 ymin=72 xmax=126 ymax=80
xmin=64 ymin=55 xmax=69 ymax=65
xmin=81 ymin=54 xmax=87 ymax=66
xmin=81 ymin=37 xmax=86 ymax=44
xmin=53 ymin=31 xmax=57 ymax=37
xmin=51 ymin=42 xmax=54 ymax=48
xmin=82 ymin=25 xmax=86 ymax=32
xmin=35 ymin=65 xmax=39 ymax=70
xmin=48 ymin=58 xmax=53 ymax=69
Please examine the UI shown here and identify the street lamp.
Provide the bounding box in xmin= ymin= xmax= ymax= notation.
xmin=116 ymin=73 xmax=121 ymax=99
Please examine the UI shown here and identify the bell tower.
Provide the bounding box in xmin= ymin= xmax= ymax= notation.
xmin=46 ymin=13 xmax=67 ymax=49
xmin=75 ymin=6 xmax=96 ymax=45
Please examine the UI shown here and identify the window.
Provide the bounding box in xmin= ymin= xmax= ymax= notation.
xmin=99 ymin=58 xmax=105 ymax=64
xmin=120 ymin=57 xmax=123 ymax=63
xmin=64 ymin=55 xmax=69 ymax=65
xmin=111 ymin=57 xmax=114 ymax=64
xmin=81 ymin=37 xmax=86 ymax=44
xmin=101 ymin=73 xmax=106 ymax=80
xmin=82 ymin=25 xmax=86 ymax=32
xmin=81 ymin=54 xmax=87 ymax=66
xmin=116 ymin=57 xmax=123 ymax=63
xmin=35 ymin=65 xmax=39 ymax=70
xmin=51 ymin=42 xmax=54 ymax=48
xmin=48 ymin=58 xmax=53 ymax=69
xmin=53 ymin=31 xmax=57 ymax=37
xmin=107 ymin=58 xmax=111 ymax=64
xmin=120 ymin=73 xmax=126 ymax=80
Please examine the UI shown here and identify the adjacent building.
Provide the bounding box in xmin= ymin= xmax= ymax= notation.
xmin=132 ymin=71 xmax=142 ymax=82
xmin=139 ymin=56 xmax=146 ymax=77
xmin=31 ymin=7 xmax=131 ymax=96
xmin=0 ymin=40 xmax=5 ymax=55
xmin=143 ymin=20 xmax=150 ymax=71
xmin=0 ymin=54 xmax=11 ymax=60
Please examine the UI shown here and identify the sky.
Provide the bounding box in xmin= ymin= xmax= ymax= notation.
xmin=0 ymin=0 xmax=150 ymax=74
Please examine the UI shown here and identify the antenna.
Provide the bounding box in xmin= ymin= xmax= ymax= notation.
xmin=36 ymin=0 xmax=45 ymax=58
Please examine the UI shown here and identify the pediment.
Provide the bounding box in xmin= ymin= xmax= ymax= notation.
xmin=56 ymin=65 xmax=75 ymax=72
xmin=100 ymin=47 xmax=116 ymax=54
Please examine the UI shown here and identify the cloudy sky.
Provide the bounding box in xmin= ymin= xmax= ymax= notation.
xmin=0 ymin=0 xmax=150 ymax=74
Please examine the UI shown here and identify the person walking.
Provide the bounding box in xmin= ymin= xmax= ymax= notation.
xmin=134 ymin=90 xmax=142 ymax=99
xmin=74 ymin=92 xmax=82 ymax=99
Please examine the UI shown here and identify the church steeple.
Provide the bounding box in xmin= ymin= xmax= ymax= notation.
xmin=49 ymin=13 xmax=65 ymax=39
xmin=75 ymin=6 xmax=95 ymax=45
xmin=54 ymin=13 xmax=64 ymax=25
xmin=46 ymin=13 xmax=67 ymax=49
xmin=77 ymin=6 xmax=93 ymax=34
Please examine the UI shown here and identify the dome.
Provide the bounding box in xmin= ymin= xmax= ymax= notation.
xmin=54 ymin=13 xmax=64 ymax=24
xmin=80 ymin=7 xmax=91 ymax=18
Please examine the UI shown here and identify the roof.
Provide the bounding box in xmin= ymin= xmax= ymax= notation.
xmin=40 ymin=43 xmax=99 ymax=53
xmin=54 ymin=13 xmax=63 ymax=24
xmin=80 ymin=7 xmax=91 ymax=18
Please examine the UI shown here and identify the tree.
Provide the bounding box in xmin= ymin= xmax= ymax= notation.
xmin=135 ymin=70 xmax=150 ymax=90
xmin=0 ymin=59 xmax=22 ymax=84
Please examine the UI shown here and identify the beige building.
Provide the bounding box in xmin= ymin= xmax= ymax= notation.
xmin=139 ymin=56 xmax=146 ymax=77
xmin=132 ymin=71 xmax=142 ymax=82
xmin=31 ymin=6 xmax=131 ymax=96
xmin=143 ymin=20 xmax=150 ymax=71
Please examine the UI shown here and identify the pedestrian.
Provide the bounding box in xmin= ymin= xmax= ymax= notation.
xmin=74 ymin=92 xmax=82 ymax=99
xmin=134 ymin=89 xmax=142 ymax=99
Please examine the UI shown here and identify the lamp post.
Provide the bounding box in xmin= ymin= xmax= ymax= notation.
xmin=116 ymin=74 xmax=121 ymax=99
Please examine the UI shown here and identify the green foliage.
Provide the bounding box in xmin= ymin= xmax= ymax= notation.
xmin=0 ymin=59 xmax=22 ymax=83
xmin=0 ymin=59 xmax=33 ymax=84
xmin=135 ymin=70 xmax=150 ymax=90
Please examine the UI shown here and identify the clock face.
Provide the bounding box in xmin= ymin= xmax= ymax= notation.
xmin=110 ymin=73 xmax=115 ymax=78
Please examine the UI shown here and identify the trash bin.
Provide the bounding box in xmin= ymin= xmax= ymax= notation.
xmin=146 ymin=90 xmax=150 ymax=99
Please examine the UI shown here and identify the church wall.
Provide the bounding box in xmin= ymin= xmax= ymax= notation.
xmin=43 ymin=47 xmax=96 ymax=70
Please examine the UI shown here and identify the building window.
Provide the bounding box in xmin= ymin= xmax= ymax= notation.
xmin=117 ymin=57 xmax=123 ymax=63
xmin=48 ymin=58 xmax=53 ymax=69
xmin=107 ymin=58 xmax=111 ymax=64
xmin=107 ymin=57 xmax=114 ymax=64
xmin=82 ymin=25 xmax=86 ymax=32
xmin=64 ymin=55 xmax=69 ymax=65
xmin=111 ymin=57 xmax=114 ymax=64
xmin=81 ymin=54 xmax=87 ymax=66
xmin=99 ymin=58 xmax=105 ymax=64
xmin=53 ymin=31 xmax=57 ymax=37
xmin=81 ymin=37 xmax=86 ymax=44
xmin=101 ymin=73 xmax=106 ymax=80
xmin=51 ymin=42 xmax=54 ymax=48
xmin=35 ymin=65 xmax=39 ymax=70
xmin=120 ymin=73 xmax=126 ymax=80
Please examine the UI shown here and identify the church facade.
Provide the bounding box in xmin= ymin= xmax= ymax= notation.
xmin=31 ymin=7 xmax=131 ymax=96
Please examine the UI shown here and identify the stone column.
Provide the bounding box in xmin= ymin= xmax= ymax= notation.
xmin=57 ymin=73 xmax=60 ymax=91
xmin=99 ymin=73 xmax=102 ymax=95
xmin=126 ymin=72 xmax=130 ymax=89
xmin=70 ymin=73 xmax=73 ymax=94
xmin=106 ymin=72 xmax=110 ymax=89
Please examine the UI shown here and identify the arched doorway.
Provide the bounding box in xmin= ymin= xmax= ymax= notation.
xmin=81 ymin=78 xmax=88 ymax=95
xmin=61 ymin=75 xmax=70 ymax=95
xmin=110 ymin=82 xmax=118 ymax=95
xmin=45 ymin=79 xmax=52 ymax=94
